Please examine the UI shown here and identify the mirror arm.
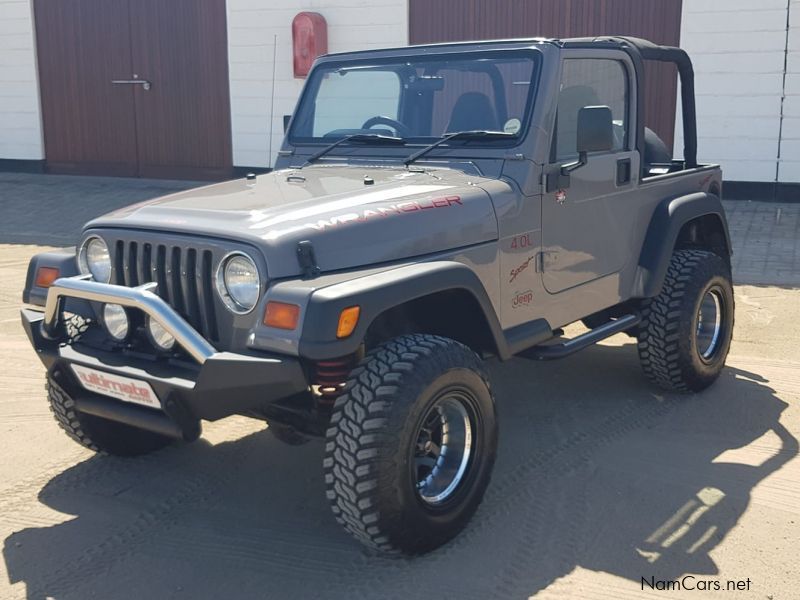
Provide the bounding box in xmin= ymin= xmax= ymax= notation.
xmin=560 ymin=151 xmax=588 ymax=175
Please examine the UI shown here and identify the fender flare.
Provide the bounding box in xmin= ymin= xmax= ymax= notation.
xmin=298 ymin=261 xmax=510 ymax=360
xmin=23 ymin=250 xmax=80 ymax=306
xmin=634 ymin=192 xmax=732 ymax=298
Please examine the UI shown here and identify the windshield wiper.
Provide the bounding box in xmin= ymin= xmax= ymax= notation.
xmin=301 ymin=133 xmax=405 ymax=167
xmin=403 ymin=130 xmax=516 ymax=166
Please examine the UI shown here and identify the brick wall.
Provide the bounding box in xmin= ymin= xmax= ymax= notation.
xmin=226 ymin=0 xmax=408 ymax=169
xmin=678 ymin=0 xmax=794 ymax=183
xmin=0 ymin=0 xmax=43 ymax=160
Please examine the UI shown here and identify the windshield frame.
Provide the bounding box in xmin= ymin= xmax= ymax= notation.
xmin=286 ymin=48 xmax=543 ymax=155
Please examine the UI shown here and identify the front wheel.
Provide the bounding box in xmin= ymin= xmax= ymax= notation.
xmin=324 ymin=334 xmax=497 ymax=555
xmin=637 ymin=249 xmax=735 ymax=392
xmin=47 ymin=374 xmax=174 ymax=456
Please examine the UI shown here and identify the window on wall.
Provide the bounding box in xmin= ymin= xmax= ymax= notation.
xmin=556 ymin=59 xmax=629 ymax=160
xmin=312 ymin=70 xmax=401 ymax=136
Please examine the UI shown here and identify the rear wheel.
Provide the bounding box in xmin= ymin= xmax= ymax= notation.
xmin=637 ymin=249 xmax=734 ymax=392
xmin=324 ymin=334 xmax=497 ymax=555
xmin=47 ymin=374 xmax=174 ymax=456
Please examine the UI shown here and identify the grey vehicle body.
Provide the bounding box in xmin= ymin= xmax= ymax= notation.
xmin=21 ymin=36 xmax=732 ymax=553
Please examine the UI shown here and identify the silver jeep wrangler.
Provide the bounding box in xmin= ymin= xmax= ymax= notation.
xmin=22 ymin=36 xmax=733 ymax=555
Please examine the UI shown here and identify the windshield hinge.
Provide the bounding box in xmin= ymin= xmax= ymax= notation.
xmin=535 ymin=251 xmax=558 ymax=273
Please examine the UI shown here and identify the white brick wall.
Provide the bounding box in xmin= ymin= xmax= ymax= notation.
xmin=3 ymin=0 xmax=795 ymax=183
xmin=678 ymin=0 xmax=792 ymax=183
xmin=0 ymin=0 xmax=43 ymax=160
xmin=226 ymin=0 xmax=408 ymax=168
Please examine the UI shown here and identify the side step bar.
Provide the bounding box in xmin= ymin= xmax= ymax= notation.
xmin=519 ymin=314 xmax=641 ymax=361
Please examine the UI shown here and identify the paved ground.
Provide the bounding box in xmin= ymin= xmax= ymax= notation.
xmin=725 ymin=201 xmax=800 ymax=286
xmin=2 ymin=172 xmax=799 ymax=285
xmin=0 ymin=173 xmax=199 ymax=246
xmin=0 ymin=174 xmax=798 ymax=599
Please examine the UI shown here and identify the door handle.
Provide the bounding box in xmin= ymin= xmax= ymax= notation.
xmin=616 ymin=158 xmax=632 ymax=185
xmin=111 ymin=79 xmax=151 ymax=91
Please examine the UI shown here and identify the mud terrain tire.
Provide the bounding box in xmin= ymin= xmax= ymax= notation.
xmin=47 ymin=374 xmax=174 ymax=456
xmin=637 ymin=249 xmax=734 ymax=392
xmin=324 ymin=334 xmax=497 ymax=555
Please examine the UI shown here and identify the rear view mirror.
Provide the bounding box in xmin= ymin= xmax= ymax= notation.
xmin=560 ymin=105 xmax=614 ymax=178
xmin=408 ymin=76 xmax=445 ymax=93
xmin=577 ymin=105 xmax=613 ymax=154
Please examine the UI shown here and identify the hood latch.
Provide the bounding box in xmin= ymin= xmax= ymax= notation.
xmin=297 ymin=240 xmax=321 ymax=279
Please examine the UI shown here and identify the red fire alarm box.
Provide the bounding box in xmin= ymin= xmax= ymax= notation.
xmin=292 ymin=12 xmax=327 ymax=78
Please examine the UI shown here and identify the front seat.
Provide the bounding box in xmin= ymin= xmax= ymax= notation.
xmin=446 ymin=92 xmax=498 ymax=133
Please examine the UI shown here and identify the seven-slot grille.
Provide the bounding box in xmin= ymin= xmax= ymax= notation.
xmin=112 ymin=240 xmax=219 ymax=342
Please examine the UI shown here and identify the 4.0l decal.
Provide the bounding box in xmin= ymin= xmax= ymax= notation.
xmin=510 ymin=233 xmax=532 ymax=249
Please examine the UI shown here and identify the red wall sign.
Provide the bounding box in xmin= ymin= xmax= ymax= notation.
xmin=292 ymin=12 xmax=328 ymax=78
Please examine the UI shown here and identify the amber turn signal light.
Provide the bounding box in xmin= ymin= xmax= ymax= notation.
xmin=35 ymin=266 xmax=60 ymax=288
xmin=264 ymin=301 xmax=300 ymax=330
xmin=336 ymin=306 xmax=360 ymax=339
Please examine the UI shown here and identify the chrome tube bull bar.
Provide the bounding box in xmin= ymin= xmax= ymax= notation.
xmin=42 ymin=275 xmax=216 ymax=364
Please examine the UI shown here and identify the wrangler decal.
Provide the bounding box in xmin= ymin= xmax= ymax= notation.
xmin=305 ymin=196 xmax=462 ymax=232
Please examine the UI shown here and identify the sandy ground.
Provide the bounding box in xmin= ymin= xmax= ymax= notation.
xmin=0 ymin=243 xmax=798 ymax=600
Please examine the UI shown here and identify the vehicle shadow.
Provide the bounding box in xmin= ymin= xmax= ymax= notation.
xmin=3 ymin=342 xmax=796 ymax=600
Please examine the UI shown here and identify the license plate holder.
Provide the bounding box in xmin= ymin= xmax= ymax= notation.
xmin=71 ymin=364 xmax=161 ymax=410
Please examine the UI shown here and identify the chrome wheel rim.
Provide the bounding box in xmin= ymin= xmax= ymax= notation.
xmin=696 ymin=287 xmax=723 ymax=360
xmin=414 ymin=393 xmax=473 ymax=505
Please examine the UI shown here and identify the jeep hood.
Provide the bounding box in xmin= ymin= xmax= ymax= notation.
xmin=88 ymin=166 xmax=499 ymax=278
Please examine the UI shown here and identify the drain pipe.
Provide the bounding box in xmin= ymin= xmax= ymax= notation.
xmin=775 ymin=0 xmax=792 ymax=198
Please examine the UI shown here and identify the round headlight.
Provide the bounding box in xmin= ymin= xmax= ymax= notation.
xmin=78 ymin=237 xmax=111 ymax=283
xmin=146 ymin=316 xmax=176 ymax=351
xmin=102 ymin=303 xmax=129 ymax=341
xmin=216 ymin=253 xmax=260 ymax=313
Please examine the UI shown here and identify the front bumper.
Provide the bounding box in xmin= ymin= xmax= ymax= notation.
xmin=22 ymin=277 xmax=310 ymax=436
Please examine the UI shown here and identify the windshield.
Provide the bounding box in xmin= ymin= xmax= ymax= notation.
xmin=289 ymin=51 xmax=540 ymax=146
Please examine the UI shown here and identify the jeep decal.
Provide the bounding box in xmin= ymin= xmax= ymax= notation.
xmin=511 ymin=290 xmax=534 ymax=308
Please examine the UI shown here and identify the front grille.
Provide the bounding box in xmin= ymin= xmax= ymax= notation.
xmin=112 ymin=240 xmax=219 ymax=342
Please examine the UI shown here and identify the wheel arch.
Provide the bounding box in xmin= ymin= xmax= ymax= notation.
xmin=298 ymin=261 xmax=508 ymax=360
xmin=364 ymin=287 xmax=499 ymax=357
xmin=633 ymin=192 xmax=732 ymax=298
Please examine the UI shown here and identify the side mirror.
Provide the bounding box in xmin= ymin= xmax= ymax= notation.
xmin=577 ymin=105 xmax=614 ymax=153
xmin=561 ymin=105 xmax=614 ymax=176
xmin=283 ymin=114 xmax=292 ymax=134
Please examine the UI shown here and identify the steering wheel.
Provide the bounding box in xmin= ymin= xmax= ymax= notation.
xmin=361 ymin=116 xmax=412 ymax=138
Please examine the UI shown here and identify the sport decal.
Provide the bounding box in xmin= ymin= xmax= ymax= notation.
xmin=509 ymin=255 xmax=535 ymax=283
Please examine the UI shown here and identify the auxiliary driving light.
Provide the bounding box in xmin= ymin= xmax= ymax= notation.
xmin=146 ymin=315 xmax=176 ymax=351
xmin=102 ymin=303 xmax=129 ymax=341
